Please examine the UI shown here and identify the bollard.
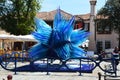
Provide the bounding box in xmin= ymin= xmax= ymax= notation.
xmin=98 ymin=72 xmax=101 ymax=80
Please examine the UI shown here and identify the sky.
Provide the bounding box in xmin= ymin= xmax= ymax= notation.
xmin=39 ymin=0 xmax=106 ymax=15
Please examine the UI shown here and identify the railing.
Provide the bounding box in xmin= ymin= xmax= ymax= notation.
xmin=0 ymin=52 xmax=119 ymax=76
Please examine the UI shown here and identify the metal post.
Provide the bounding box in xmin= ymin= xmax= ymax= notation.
xmin=79 ymin=58 xmax=82 ymax=76
xmin=14 ymin=53 xmax=17 ymax=75
xmin=46 ymin=58 xmax=50 ymax=75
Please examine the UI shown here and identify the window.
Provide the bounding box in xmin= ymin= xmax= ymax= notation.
xmin=97 ymin=20 xmax=111 ymax=34
xmin=105 ymin=41 xmax=111 ymax=49
xmin=84 ymin=23 xmax=89 ymax=31
xmin=97 ymin=41 xmax=103 ymax=53
xmin=75 ymin=24 xmax=80 ymax=29
xmin=75 ymin=22 xmax=83 ymax=29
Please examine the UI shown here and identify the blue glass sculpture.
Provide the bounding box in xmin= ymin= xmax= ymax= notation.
xmin=29 ymin=9 xmax=90 ymax=61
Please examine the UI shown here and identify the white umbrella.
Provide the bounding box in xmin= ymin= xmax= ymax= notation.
xmin=0 ymin=34 xmax=16 ymax=41
xmin=16 ymin=35 xmax=36 ymax=42
xmin=0 ymin=34 xmax=36 ymax=42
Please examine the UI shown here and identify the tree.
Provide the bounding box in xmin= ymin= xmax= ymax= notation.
xmin=0 ymin=0 xmax=42 ymax=35
xmin=97 ymin=0 xmax=120 ymax=49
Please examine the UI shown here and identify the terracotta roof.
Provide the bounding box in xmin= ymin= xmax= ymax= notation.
xmin=76 ymin=13 xmax=108 ymax=20
xmin=36 ymin=9 xmax=83 ymax=21
xmin=75 ymin=13 xmax=90 ymax=20
xmin=96 ymin=15 xmax=108 ymax=19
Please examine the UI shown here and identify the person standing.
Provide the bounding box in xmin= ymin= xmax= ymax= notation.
xmin=113 ymin=47 xmax=120 ymax=65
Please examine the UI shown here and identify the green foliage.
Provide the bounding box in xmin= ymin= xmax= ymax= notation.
xmin=97 ymin=0 xmax=120 ymax=33
xmin=97 ymin=0 xmax=120 ymax=48
xmin=0 ymin=0 xmax=42 ymax=35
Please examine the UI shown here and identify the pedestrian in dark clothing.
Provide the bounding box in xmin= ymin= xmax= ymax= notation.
xmin=113 ymin=47 xmax=120 ymax=65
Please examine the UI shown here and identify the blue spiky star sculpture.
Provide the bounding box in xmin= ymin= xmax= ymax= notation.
xmin=29 ymin=9 xmax=90 ymax=61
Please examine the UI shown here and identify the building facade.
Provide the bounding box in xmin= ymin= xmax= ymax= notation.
xmin=83 ymin=0 xmax=118 ymax=53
